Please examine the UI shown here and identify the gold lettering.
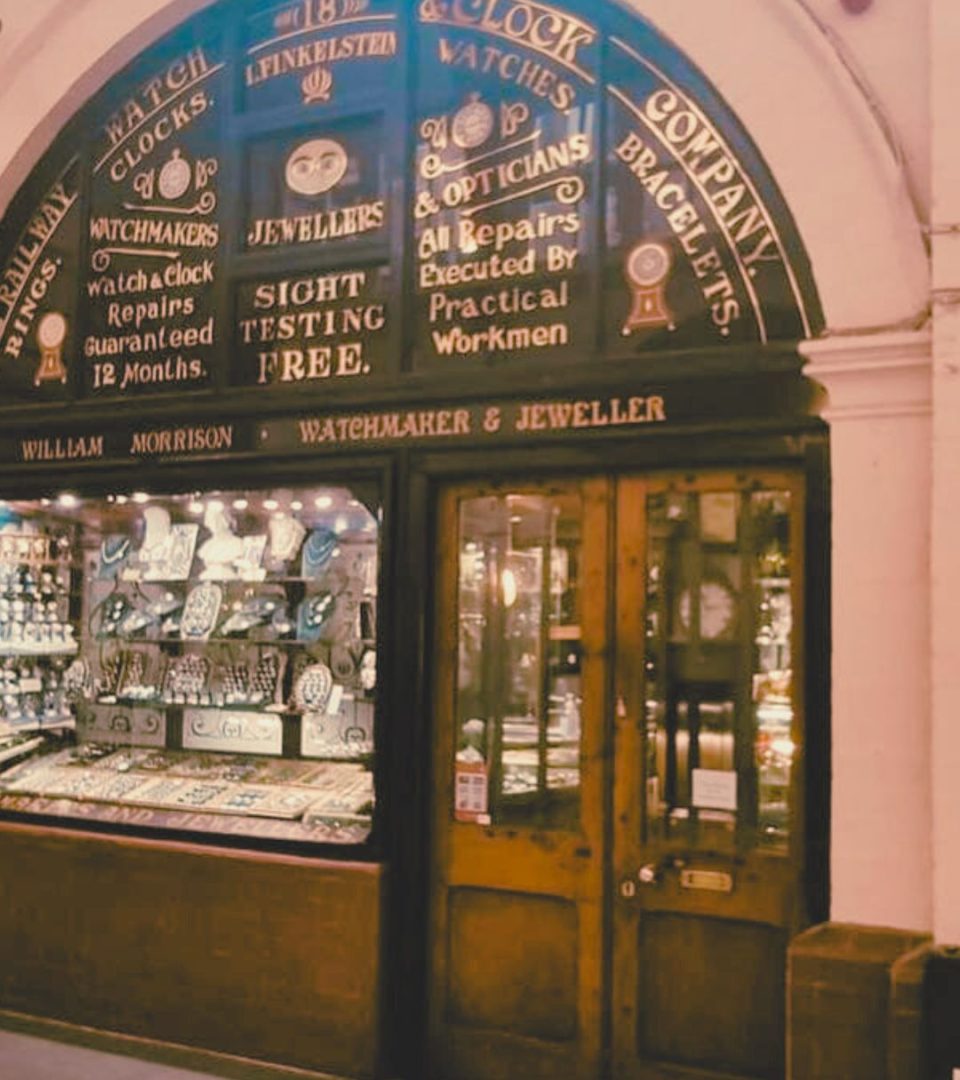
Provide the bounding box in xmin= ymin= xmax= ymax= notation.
xmin=426 ymin=0 xmax=597 ymax=78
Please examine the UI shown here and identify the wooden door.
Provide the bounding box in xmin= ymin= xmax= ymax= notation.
xmin=428 ymin=470 xmax=808 ymax=1080
xmin=612 ymin=472 xmax=806 ymax=1080
xmin=428 ymin=479 xmax=609 ymax=1080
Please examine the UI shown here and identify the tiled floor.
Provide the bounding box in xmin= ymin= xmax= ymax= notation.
xmin=0 ymin=1029 xmax=239 ymax=1080
xmin=0 ymin=1022 xmax=345 ymax=1080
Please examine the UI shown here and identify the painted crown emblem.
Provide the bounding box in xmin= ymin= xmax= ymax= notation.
xmin=302 ymin=66 xmax=334 ymax=105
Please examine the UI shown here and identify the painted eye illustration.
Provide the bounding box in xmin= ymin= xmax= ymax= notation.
xmin=285 ymin=138 xmax=348 ymax=196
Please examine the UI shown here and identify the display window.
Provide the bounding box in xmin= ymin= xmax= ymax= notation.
xmin=0 ymin=483 xmax=379 ymax=845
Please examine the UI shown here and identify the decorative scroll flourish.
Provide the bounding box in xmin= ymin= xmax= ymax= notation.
xmin=420 ymin=129 xmax=541 ymax=181
xmin=461 ymin=175 xmax=586 ymax=218
xmin=121 ymin=191 xmax=217 ymax=217
xmin=91 ymin=248 xmax=181 ymax=271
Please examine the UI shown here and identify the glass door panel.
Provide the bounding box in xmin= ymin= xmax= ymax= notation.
xmin=454 ymin=492 xmax=583 ymax=830
xmin=642 ymin=484 xmax=797 ymax=856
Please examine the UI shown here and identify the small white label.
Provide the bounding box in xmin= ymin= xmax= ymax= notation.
xmin=692 ymin=768 xmax=738 ymax=811
xmin=326 ymin=683 xmax=344 ymax=717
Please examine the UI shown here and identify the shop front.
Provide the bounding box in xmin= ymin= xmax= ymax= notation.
xmin=0 ymin=2 xmax=833 ymax=1077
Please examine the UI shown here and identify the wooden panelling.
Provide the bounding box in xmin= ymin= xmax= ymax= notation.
xmin=446 ymin=887 xmax=577 ymax=1041
xmin=0 ymin=823 xmax=383 ymax=1078
xmin=637 ymin=911 xmax=787 ymax=1078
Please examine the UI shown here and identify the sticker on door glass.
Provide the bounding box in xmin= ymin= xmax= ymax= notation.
xmin=455 ymin=760 xmax=489 ymax=824
xmin=692 ymin=768 xmax=738 ymax=812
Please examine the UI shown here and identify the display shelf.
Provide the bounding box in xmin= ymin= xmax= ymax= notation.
xmin=0 ymin=643 xmax=78 ymax=658
xmin=131 ymin=636 xmax=338 ymax=647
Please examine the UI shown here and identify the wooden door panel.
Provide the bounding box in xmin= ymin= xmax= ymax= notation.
xmin=446 ymin=887 xmax=579 ymax=1040
xmin=428 ymin=480 xmax=607 ymax=1080
xmin=613 ymin=472 xmax=806 ymax=1080
xmin=636 ymin=913 xmax=786 ymax=1077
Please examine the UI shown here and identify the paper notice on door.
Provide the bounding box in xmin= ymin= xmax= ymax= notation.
xmin=692 ymin=768 xmax=738 ymax=811
xmin=455 ymin=761 xmax=489 ymax=824
xmin=699 ymin=492 xmax=738 ymax=543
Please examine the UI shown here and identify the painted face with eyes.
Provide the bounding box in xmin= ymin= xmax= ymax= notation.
xmin=285 ymin=139 xmax=348 ymax=196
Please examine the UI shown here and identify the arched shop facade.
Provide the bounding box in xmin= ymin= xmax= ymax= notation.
xmin=0 ymin=2 xmax=944 ymax=1078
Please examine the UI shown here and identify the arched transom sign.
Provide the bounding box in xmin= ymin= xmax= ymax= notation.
xmin=0 ymin=0 xmax=822 ymax=404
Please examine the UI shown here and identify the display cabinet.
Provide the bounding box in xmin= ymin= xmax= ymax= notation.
xmin=0 ymin=483 xmax=379 ymax=845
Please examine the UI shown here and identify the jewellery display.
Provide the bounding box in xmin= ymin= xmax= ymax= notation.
xmin=266 ymin=513 xmax=306 ymax=569
xmin=163 ymin=655 xmax=212 ymax=703
xmin=296 ymin=591 xmax=335 ymax=642
xmin=301 ymin=527 xmax=337 ymax=579
xmin=301 ymin=697 xmax=374 ymax=759
xmin=98 ymin=535 xmax=132 ymax=579
xmin=0 ymin=486 xmax=380 ymax=844
xmin=143 ymin=523 xmax=199 ymax=582
xmin=292 ymin=662 xmax=334 ymax=713
xmin=181 ymin=582 xmax=223 ymax=640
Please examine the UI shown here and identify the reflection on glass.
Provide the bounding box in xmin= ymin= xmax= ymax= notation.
xmin=644 ymin=486 xmax=794 ymax=854
xmin=454 ymin=491 xmax=582 ymax=829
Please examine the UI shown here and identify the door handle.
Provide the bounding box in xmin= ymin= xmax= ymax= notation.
xmin=638 ymin=855 xmax=687 ymax=886
xmin=620 ymin=856 xmax=687 ymax=898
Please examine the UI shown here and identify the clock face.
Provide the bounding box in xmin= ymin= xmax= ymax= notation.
xmin=37 ymin=312 xmax=67 ymax=349
xmin=452 ymin=98 xmax=494 ymax=150
xmin=678 ymin=578 xmax=737 ymax=640
xmin=626 ymin=241 xmax=671 ymax=288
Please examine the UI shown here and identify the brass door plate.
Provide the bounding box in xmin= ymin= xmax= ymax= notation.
xmin=679 ymin=868 xmax=733 ymax=893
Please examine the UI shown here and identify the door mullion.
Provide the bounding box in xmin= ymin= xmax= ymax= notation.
xmin=610 ymin=475 xmax=648 ymax=1076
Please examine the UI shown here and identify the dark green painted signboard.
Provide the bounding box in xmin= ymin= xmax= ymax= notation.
xmin=0 ymin=0 xmax=821 ymax=410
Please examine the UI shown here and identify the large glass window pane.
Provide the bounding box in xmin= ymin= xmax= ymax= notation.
xmin=0 ymin=484 xmax=379 ymax=845
xmin=643 ymin=485 xmax=795 ymax=854
xmin=454 ymin=490 xmax=583 ymax=830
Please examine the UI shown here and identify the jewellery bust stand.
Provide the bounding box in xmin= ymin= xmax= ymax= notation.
xmin=198 ymin=506 xmax=245 ymax=581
